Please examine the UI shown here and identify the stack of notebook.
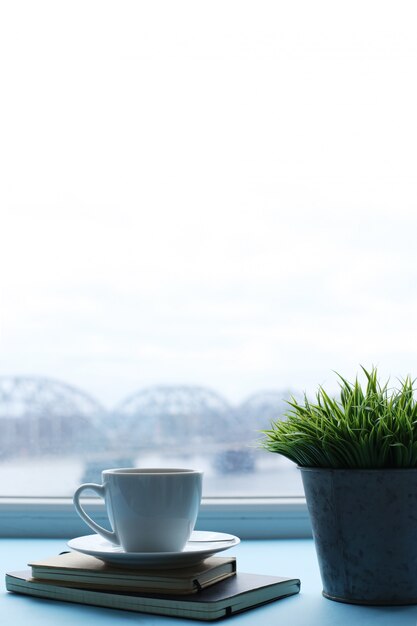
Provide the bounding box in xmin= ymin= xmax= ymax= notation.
xmin=6 ymin=551 xmax=300 ymax=621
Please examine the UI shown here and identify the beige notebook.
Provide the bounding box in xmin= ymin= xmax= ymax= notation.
xmin=28 ymin=552 xmax=237 ymax=594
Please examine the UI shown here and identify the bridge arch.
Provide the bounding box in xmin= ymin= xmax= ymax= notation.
xmin=0 ymin=376 xmax=107 ymax=457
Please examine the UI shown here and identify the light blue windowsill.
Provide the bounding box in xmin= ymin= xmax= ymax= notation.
xmin=1 ymin=538 xmax=416 ymax=625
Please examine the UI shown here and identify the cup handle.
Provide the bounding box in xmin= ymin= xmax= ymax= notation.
xmin=73 ymin=483 xmax=119 ymax=545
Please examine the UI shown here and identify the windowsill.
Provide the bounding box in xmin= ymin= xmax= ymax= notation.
xmin=2 ymin=536 xmax=414 ymax=625
xmin=0 ymin=497 xmax=312 ymax=539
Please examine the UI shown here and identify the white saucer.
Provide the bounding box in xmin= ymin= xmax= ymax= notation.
xmin=67 ymin=531 xmax=240 ymax=569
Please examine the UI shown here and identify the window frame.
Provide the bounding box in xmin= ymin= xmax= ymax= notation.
xmin=0 ymin=497 xmax=311 ymax=539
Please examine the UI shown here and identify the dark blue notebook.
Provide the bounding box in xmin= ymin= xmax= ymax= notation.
xmin=6 ymin=570 xmax=301 ymax=621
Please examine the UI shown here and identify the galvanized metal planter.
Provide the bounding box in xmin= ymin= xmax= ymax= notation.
xmin=299 ymin=467 xmax=417 ymax=605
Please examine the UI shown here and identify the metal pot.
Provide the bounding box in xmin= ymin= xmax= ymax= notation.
xmin=299 ymin=467 xmax=417 ymax=605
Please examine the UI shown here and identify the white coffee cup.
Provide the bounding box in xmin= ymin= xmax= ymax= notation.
xmin=73 ymin=468 xmax=203 ymax=553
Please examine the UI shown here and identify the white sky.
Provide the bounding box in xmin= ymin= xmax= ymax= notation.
xmin=1 ymin=1 xmax=417 ymax=407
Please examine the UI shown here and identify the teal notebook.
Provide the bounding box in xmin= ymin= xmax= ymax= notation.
xmin=6 ymin=570 xmax=301 ymax=621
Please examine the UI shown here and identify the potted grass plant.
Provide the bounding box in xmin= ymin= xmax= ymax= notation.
xmin=261 ymin=367 xmax=417 ymax=605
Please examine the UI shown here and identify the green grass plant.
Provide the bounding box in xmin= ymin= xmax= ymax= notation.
xmin=261 ymin=367 xmax=417 ymax=468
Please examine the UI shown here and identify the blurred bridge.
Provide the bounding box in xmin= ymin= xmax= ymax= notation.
xmin=0 ymin=376 xmax=106 ymax=457
xmin=107 ymin=385 xmax=238 ymax=450
xmin=0 ymin=377 xmax=297 ymax=473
